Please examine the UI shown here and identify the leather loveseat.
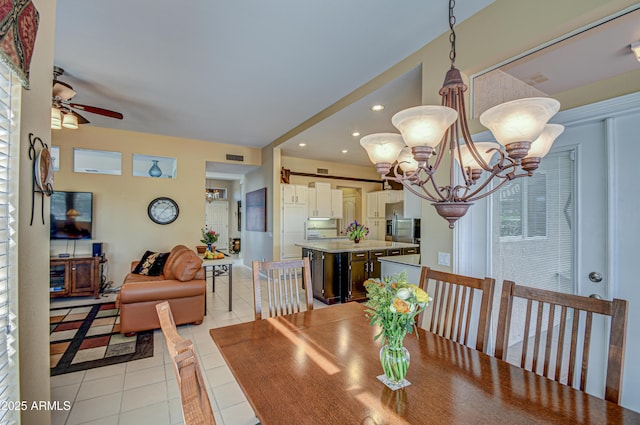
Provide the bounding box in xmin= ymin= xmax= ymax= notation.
xmin=116 ymin=245 xmax=206 ymax=335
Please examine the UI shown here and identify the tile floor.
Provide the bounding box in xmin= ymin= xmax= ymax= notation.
xmin=50 ymin=260 xmax=327 ymax=425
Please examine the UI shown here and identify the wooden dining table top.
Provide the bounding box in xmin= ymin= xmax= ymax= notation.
xmin=209 ymin=302 xmax=639 ymax=425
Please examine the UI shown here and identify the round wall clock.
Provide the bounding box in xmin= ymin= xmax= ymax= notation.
xmin=147 ymin=197 xmax=179 ymax=225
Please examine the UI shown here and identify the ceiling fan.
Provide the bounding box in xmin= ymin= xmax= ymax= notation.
xmin=51 ymin=66 xmax=123 ymax=129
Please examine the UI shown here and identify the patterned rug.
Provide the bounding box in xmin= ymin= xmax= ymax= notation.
xmin=50 ymin=302 xmax=153 ymax=376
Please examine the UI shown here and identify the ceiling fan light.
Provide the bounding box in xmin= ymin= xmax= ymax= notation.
xmin=479 ymin=97 xmax=560 ymax=146
xmin=391 ymin=105 xmax=458 ymax=148
xmin=62 ymin=113 xmax=79 ymax=129
xmin=51 ymin=107 xmax=61 ymax=125
xmin=525 ymin=124 xmax=565 ymax=159
xmin=51 ymin=120 xmax=62 ymax=130
xmin=360 ymin=133 xmax=405 ymax=168
xmin=455 ymin=142 xmax=499 ymax=171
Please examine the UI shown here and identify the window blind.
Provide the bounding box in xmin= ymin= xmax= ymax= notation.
xmin=0 ymin=64 xmax=21 ymax=425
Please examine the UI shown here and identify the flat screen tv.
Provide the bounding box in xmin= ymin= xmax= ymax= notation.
xmin=50 ymin=191 xmax=93 ymax=240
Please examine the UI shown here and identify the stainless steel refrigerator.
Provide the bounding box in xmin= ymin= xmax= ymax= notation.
xmin=385 ymin=202 xmax=421 ymax=244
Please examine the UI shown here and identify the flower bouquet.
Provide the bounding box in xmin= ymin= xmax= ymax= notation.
xmin=200 ymin=227 xmax=219 ymax=252
xmin=364 ymin=271 xmax=431 ymax=388
xmin=346 ymin=220 xmax=369 ymax=243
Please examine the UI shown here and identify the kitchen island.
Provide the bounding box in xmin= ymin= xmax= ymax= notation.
xmin=295 ymin=240 xmax=419 ymax=304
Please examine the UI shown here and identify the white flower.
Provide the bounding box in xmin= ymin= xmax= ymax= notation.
xmin=396 ymin=288 xmax=411 ymax=300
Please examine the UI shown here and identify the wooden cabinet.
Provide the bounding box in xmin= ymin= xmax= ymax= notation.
xmin=282 ymin=184 xmax=307 ymax=206
xmin=303 ymin=248 xmax=344 ymax=304
xmin=50 ymin=256 xmax=102 ymax=298
xmin=402 ymin=246 xmax=420 ymax=255
xmin=347 ymin=249 xmax=386 ymax=302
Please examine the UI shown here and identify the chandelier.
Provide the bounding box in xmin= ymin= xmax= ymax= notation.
xmin=360 ymin=0 xmax=564 ymax=229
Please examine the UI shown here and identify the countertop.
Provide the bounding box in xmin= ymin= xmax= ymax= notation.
xmin=295 ymin=239 xmax=418 ymax=253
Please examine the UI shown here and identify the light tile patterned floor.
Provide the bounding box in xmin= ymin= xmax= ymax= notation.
xmin=50 ymin=260 xmax=327 ymax=425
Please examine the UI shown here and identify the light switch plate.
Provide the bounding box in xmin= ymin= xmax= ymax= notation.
xmin=438 ymin=252 xmax=451 ymax=267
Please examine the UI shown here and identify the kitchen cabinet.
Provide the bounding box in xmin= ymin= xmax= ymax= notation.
xmin=50 ymin=256 xmax=102 ymax=298
xmin=366 ymin=190 xmax=403 ymax=218
xmin=302 ymin=248 xmax=345 ymax=304
xmin=331 ymin=189 xmax=343 ymax=218
xmin=402 ymin=246 xmax=420 ymax=255
xmin=347 ymin=249 xmax=386 ymax=302
xmin=308 ymin=183 xmax=342 ymax=218
xmin=367 ymin=218 xmax=385 ymax=241
xmin=282 ymin=184 xmax=307 ymax=206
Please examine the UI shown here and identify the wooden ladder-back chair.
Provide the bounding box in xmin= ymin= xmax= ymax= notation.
xmin=156 ymin=302 xmax=216 ymax=425
xmin=252 ymin=257 xmax=313 ymax=320
xmin=418 ymin=267 xmax=495 ymax=353
xmin=495 ymin=280 xmax=628 ymax=404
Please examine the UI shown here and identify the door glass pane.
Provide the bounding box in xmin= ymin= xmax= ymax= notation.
xmin=491 ymin=149 xmax=575 ymax=358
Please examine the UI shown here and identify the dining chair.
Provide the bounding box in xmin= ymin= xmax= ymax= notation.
xmin=494 ymin=280 xmax=628 ymax=404
xmin=252 ymin=257 xmax=313 ymax=320
xmin=418 ymin=267 xmax=495 ymax=353
xmin=155 ymin=301 xmax=216 ymax=424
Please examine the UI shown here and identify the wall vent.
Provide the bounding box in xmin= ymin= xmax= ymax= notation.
xmin=317 ymin=168 xmax=329 ymax=175
xmin=226 ymin=154 xmax=244 ymax=162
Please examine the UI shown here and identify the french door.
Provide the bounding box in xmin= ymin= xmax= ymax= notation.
xmin=489 ymin=119 xmax=609 ymax=398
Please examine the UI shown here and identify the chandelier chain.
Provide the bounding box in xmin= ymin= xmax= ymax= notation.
xmin=448 ymin=0 xmax=457 ymax=65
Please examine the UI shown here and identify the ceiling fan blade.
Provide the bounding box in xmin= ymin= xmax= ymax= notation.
xmin=69 ymin=103 xmax=123 ymax=120
xmin=53 ymin=81 xmax=76 ymax=101
xmin=70 ymin=110 xmax=90 ymax=125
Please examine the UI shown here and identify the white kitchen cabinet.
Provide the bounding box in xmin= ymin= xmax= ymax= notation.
xmin=282 ymin=184 xmax=307 ymax=206
xmin=367 ymin=190 xmax=403 ymax=218
xmin=331 ymin=189 xmax=343 ymax=218
xmin=281 ymin=203 xmax=307 ymax=259
xmin=308 ymin=182 xmax=332 ymax=218
xmin=366 ymin=218 xmax=386 ymax=241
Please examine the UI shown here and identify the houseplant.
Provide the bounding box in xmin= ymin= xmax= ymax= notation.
xmin=346 ymin=220 xmax=369 ymax=243
xmin=364 ymin=271 xmax=431 ymax=388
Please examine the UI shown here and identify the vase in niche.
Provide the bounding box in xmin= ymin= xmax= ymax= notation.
xmin=148 ymin=160 xmax=162 ymax=177
xmin=379 ymin=341 xmax=410 ymax=386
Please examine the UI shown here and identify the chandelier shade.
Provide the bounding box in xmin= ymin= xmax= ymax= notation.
xmin=391 ymin=105 xmax=458 ymax=148
xmin=51 ymin=107 xmax=61 ymax=126
xmin=479 ymin=97 xmax=560 ymax=147
xmin=359 ymin=133 xmax=405 ymax=175
xmin=525 ymin=124 xmax=565 ymax=159
xmin=359 ymin=0 xmax=562 ymax=228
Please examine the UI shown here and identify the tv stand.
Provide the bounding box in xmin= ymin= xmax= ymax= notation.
xmin=50 ymin=256 xmax=103 ymax=298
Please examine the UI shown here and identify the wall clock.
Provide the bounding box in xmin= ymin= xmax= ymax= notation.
xmin=147 ymin=197 xmax=179 ymax=225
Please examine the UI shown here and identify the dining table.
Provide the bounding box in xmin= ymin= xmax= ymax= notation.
xmin=209 ymin=302 xmax=640 ymax=424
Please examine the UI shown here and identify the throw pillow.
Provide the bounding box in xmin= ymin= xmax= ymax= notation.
xmin=132 ymin=250 xmax=170 ymax=276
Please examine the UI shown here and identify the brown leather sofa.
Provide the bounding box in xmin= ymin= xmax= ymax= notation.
xmin=116 ymin=245 xmax=206 ymax=335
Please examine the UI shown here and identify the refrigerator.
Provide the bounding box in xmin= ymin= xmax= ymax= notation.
xmin=385 ymin=202 xmax=421 ymax=244
xmin=282 ymin=204 xmax=307 ymax=259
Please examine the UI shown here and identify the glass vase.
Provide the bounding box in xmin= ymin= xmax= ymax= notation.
xmin=148 ymin=160 xmax=162 ymax=177
xmin=354 ymin=237 xmax=360 ymax=244
xmin=379 ymin=343 xmax=410 ymax=385
xmin=206 ymin=243 xmax=213 ymax=252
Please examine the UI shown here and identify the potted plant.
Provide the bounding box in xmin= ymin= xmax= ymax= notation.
xmin=200 ymin=227 xmax=219 ymax=252
xmin=346 ymin=220 xmax=369 ymax=243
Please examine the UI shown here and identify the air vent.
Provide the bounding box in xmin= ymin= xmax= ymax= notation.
xmin=226 ymin=154 xmax=244 ymax=162
xmin=317 ymin=168 xmax=329 ymax=175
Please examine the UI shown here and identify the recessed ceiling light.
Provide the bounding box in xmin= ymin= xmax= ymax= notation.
xmin=352 ymin=132 xmax=360 ymax=137
xmin=371 ymin=105 xmax=384 ymax=112
xmin=341 ymin=150 xmax=348 ymax=154
xmin=298 ymin=142 xmax=307 ymax=147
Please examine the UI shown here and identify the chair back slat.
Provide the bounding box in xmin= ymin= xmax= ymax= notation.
xmin=252 ymin=258 xmax=314 ymax=320
xmin=495 ymin=280 xmax=628 ymax=404
xmin=419 ymin=267 xmax=495 ymax=353
xmin=155 ymin=302 xmax=216 ymax=424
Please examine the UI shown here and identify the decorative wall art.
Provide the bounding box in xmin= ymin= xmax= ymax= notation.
xmin=246 ymin=188 xmax=266 ymax=232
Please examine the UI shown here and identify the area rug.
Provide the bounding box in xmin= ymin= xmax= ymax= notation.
xmin=50 ymin=302 xmax=153 ymax=376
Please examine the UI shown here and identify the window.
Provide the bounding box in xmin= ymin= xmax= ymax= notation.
xmin=0 ymin=64 xmax=22 ymax=425
xmin=73 ymin=148 xmax=122 ymax=175
xmin=499 ymin=173 xmax=547 ymax=238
